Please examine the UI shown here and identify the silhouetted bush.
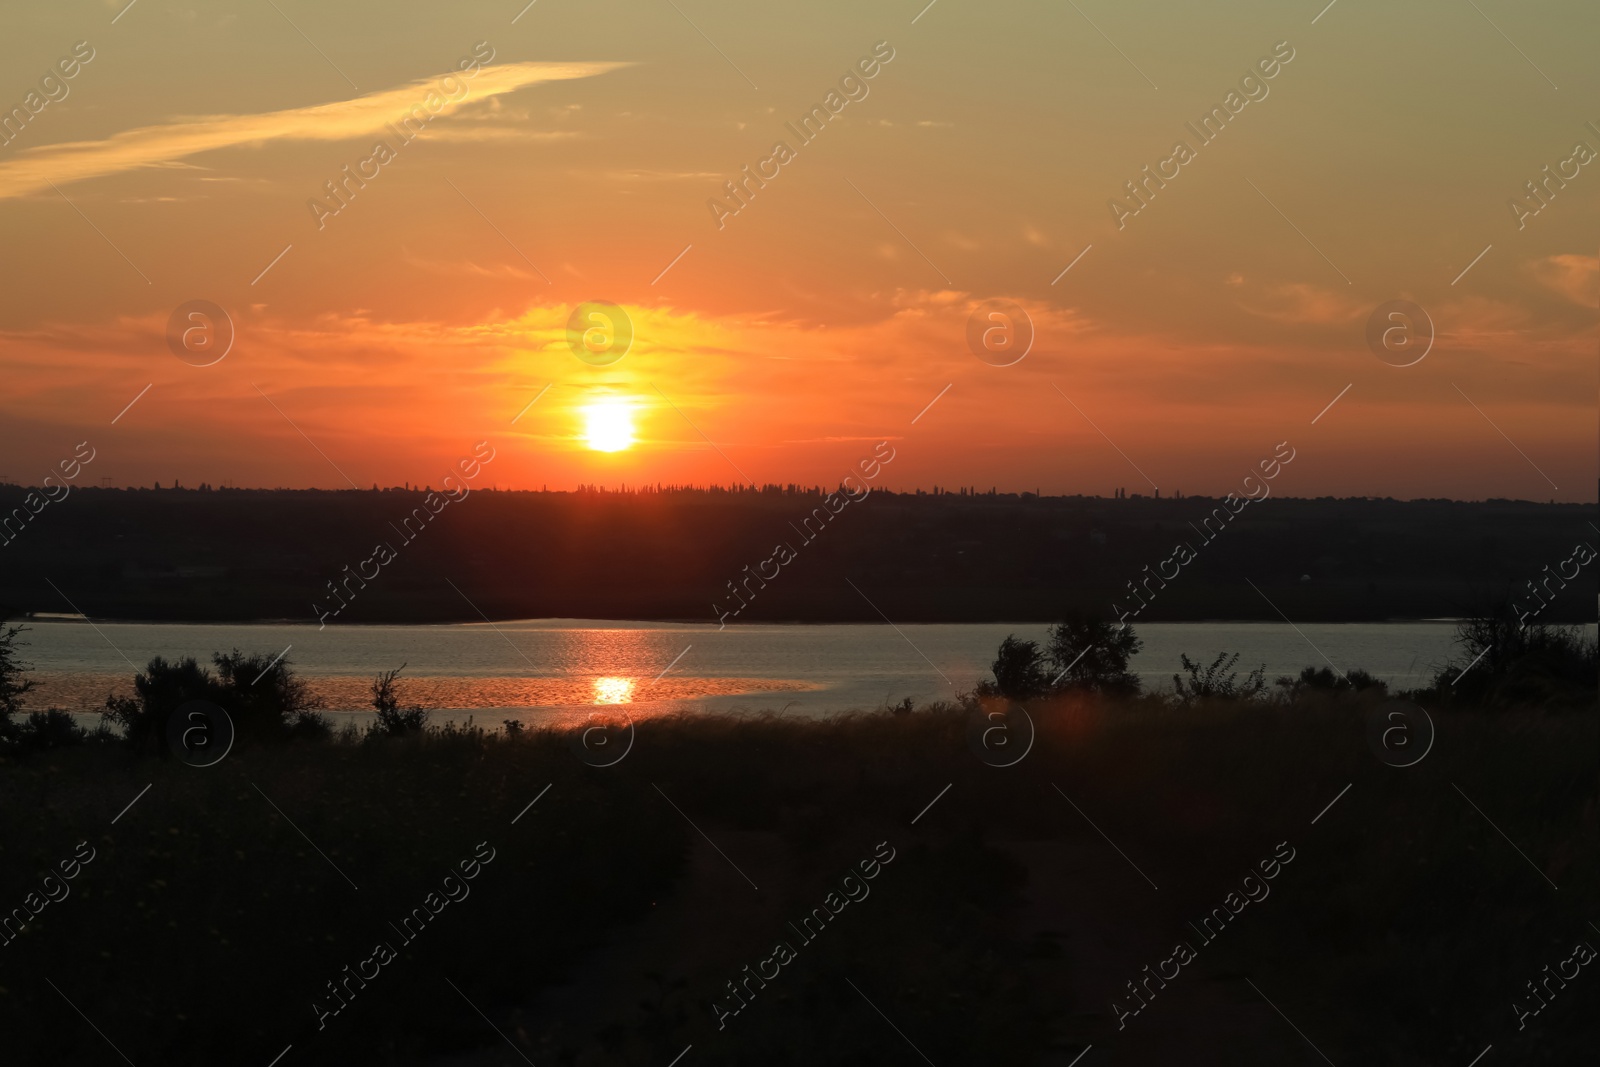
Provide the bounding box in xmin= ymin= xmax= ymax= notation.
xmin=0 ymin=623 xmax=37 ymax=746
xmin=102 ymin=649 xmax=331 ymax=753
xmin=1172 ymin=651 xmax=1268 ymax=705
xmin=1044 ymin=613 xmax=1143 ymax=696
xmin=367 ymin=664 xmax=430 ymax=738
xmin=1420 ymin=603 xmax=1597 ymax=710
xmin=1275 ymin=665 xmax=1389 ymax=698
xmin=978 ymin=635 xmax=1051 ymax=701
xmin=0 ymin=625 xmax=104 ymax=753
xmin=14 ymin=708 xmax=109 ymax=750
xmin=979 ymin=616 xmax=1144 ymax=703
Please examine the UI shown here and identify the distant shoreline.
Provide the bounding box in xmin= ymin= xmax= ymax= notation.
xmin=13 ymin=613 xmax=1567 ymax=627
xmin=3 ymin=493 xmax=1593 ymax=627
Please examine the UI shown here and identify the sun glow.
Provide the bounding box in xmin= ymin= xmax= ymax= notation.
xmin=583 ymin=398 xmax=635 ymax=452
xmin=592 ymin=676 xmax=635 ymax=704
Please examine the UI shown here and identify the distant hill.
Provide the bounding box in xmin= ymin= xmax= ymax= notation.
xmin=0 ymin=486 xmax=1593 ymax=624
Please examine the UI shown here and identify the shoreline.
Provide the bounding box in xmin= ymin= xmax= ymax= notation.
xmin=18 ymin=613 xmax=1593 ymax=627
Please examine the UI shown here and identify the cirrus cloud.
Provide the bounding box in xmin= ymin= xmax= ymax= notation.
xmin=0 ymin=61 xmax=627 ymax=201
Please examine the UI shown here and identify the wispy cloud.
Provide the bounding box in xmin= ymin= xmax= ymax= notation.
xmin=399 ymin=247 xmax=540 ymax=281
xmin=0 ymin=61 xmax=627 ymax=200
xmin=1529 ymin=253 xmax=1598 ymax=308
xmin=1234 ymin=281 xmax=1365 ymax=325
xmin=416 ymin=126 xmax=582 ymax=143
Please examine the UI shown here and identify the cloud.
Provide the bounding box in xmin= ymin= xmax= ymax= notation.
xmin=0 ymin=61 xmax=627 ymax=200
xmin=410 ymin=126 xmax=582 ymax=143
xmin=601 ymin=169 xmax=727 ymax=182
xmin=1 ymin=284 xmax=1589 ymax=498
xmin=1529 ymin=253 xmax=1598 ymax=308
xmin=400 ymin=248 xmax=540 ymax=281
xmin=1234 ymin=281 xmax=1364 ymax=325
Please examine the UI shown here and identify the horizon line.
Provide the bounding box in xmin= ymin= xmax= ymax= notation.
xmin=0 ymin=482 xmax=1589 ymax=506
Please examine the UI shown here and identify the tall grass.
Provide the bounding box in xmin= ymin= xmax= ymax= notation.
xmin=2 ymin=692 xmax=1591 ymax=1065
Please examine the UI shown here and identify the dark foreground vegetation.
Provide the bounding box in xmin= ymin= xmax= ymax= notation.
xmin=0 ymin=486 xmax=1592 ymax=623
xmin=0 ymin=616 xmax=1593 ymax=1065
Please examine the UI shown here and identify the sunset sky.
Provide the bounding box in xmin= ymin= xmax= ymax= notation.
xmin=0 ymin=0 xmax=1594 ymax=500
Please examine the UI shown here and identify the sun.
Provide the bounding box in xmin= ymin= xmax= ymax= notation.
xmin=583 ymin=398 xmax=634 ymax=452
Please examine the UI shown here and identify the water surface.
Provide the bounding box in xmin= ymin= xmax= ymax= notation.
xmin=12 ymin=617 xmax=1528 ymax=726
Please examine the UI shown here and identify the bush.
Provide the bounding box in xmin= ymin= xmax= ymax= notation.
xmin=978 ymin=635 xmax=1051 ymax=701
xmin=1173 ymin=651 xmax=1267 ymax=705
xmin=368 ymin=664 xmax=430 ymax=737
xmin=15 ymin=709 xmax=107 ymax=750
xmin=101 ymin=649 xmax=331 ymax=753
xmin=1044 ymin=614 xmax=1143 ymax=696
xmin=1275 ymin=665 xmax=1388 ymax=698
xmin=0 ymin=622 xmax=37 ymax=745
xmin=979 ymin=616 xmax=1145 ymax=703
xmin=1423 ymin=603 xmax=1598 ymax=710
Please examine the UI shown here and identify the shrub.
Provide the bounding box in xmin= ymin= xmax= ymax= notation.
xmin=0 ymin=623 xmax=37 ymax=745
xmin=979 ymin=617 xmax=1146 ymax=704
xmin=369 ymin=664 xmax=430 ymax=737
xmin=1173 ymin=651 xmax=1267 ymax=705
xmin=1044 ymin=614 xmax=1143 ymax=696
xmin=1275 ymin=665 xmax=1388 ymax=699
xmin=1426 ymin=603 xmax=1598 ymax=710
xmin=101 ymin=649 xmax=330 ymax=753
xmin=978 ymin=636 xmax=1051 ymax=701
xmin=16 ymin=709 xmax=100 ymax=750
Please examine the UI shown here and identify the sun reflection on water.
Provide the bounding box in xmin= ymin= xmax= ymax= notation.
xmin=592 ymin=676 xmax=636 ymax=704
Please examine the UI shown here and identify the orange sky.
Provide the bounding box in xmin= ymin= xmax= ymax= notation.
xmin=0 ymin=0 xmax=1594 ymax=500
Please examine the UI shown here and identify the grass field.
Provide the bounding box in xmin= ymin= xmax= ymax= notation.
xmin=0 ymin=689 xmax=1593 ymax=1066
